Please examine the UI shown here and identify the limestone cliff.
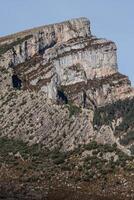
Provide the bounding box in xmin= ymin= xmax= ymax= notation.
xmin=0 ymin=18 xmax=134 ymax=154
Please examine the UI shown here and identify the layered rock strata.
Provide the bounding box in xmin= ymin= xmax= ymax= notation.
xmin=0 ymin=17 xmax=134 ymax=153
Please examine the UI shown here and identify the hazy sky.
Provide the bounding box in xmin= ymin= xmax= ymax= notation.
xmin=0 ymin=0 xmax=134 ymax=84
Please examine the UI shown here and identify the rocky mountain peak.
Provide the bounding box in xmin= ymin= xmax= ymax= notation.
xmin=0 ymin=18 xmax=134 ymax=154
xmin=0 ymin=17 xmax=119 ymax=100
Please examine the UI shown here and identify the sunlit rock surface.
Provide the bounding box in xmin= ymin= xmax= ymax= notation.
xmin=0 ymin=17 xmax=134 ymax=154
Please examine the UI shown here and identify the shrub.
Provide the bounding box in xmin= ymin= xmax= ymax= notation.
xmin=0 ymin=137 xmax=46 ymax=163
xmin=67 ymin=102 xmax=81 ymax=118
xmin=93 ymin=98 xmax=134 ymax=133
xmin=120 ymin=131 xmax=134 ymax=145
xmin=50 ymin=148 xmax=67 ymax=165
xmin=130 ymin=145 xmax=134 ymax=155
xmin=103 ymin=144 xmax=115 ymax=153
xmin=83 ymin=170 xmax=95 ymax=181
xmin=85 ymin=141 xmax=98 ymax=150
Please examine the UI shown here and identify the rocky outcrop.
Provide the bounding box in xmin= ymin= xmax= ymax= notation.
xmin=0 ymin=17 xmax=134 ymax=154
xmin=0 ymin=17 xmax=119 ymax=101
xmin=0 ymin=18 xmax=91 ymax=67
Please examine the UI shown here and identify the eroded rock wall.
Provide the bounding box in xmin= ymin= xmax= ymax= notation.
xmin=0 ymin=18 xmax=119 ymax=101
xmin=0 ymin=17 xmax=134 ymax=154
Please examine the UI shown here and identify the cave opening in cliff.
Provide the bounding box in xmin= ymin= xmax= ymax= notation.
xmin=12 ymin=74 xmax=22 ymax=90
xmin=83 ymin=91 xmax=87 ymax=108
xmin=57 ymin=90 xmax=68 ymax=104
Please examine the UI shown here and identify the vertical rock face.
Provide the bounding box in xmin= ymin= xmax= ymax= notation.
xmin=0 ymin=17 xmax=134 ymax=153
xmin=0 ymin=17 xmax=120 ymax=102
xmin=0 ymin=18 xmax=91 ymax=67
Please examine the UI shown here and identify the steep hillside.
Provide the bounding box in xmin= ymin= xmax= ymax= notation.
xmin=0 ymin=17 xmax=134 ymax=154
xmin=0 ymin=18 xmax=134 ymax=199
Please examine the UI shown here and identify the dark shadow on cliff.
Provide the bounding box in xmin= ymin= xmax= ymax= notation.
xmin=12 ymin=74 xmax=22 ymax=89
xmin=57 ymin=90 xmax=68 ymax=104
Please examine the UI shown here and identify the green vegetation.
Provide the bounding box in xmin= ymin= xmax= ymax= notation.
xmin=93 ymin=98 xmax=134 ymax=133
xmin=0 ymin=35 xmax=33 ymax=56
xmin=84 ymin=141 xmax=117 ymax=153
xmin=116 ymin=100 xmax=134 ymax=132
xmin=0 ymin=137 xmax=133 ymax=184
xmin=120 ymin=131 xmax=134 ymax=145
xmin=81 ymin=141 xmax=132 ymax=181
xmin=67 ymin=102 xmax=81 ymax=118
xmin=84 ymin=140 xmax=98 ymax=150
xmin=0 ymin=137 xmax=68 ymax=167
xmin=50 ymin=148 xmax=67 ymax=165
xmin=0 ymin=137 xmax=44 ymax=160
xmin=130 ymin=145 xmax=134 ymax=155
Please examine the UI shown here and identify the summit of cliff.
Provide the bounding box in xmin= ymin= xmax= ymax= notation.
xmin=0 ymin=17 xmax=134 ymax=153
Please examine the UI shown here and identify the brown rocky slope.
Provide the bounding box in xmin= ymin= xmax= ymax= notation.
xmin=0 ymin=18 xmax=134 ymax=199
